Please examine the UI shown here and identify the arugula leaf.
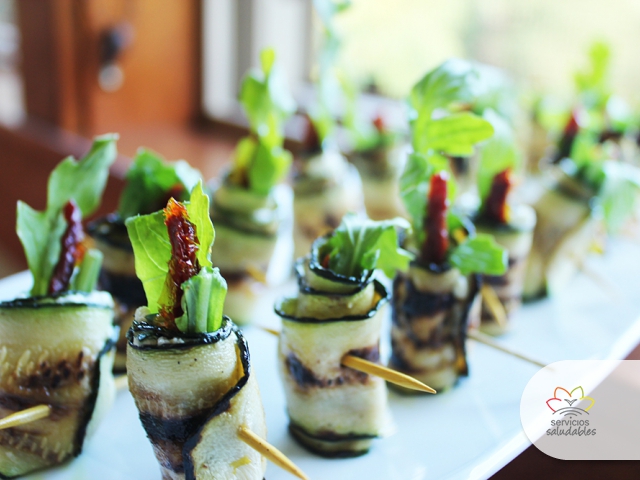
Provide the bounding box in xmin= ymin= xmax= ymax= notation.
xmin=449 ymin=234 xmax=507 ymax=276
xmin=574 ymin=41 xmax=611 ymax=110
xmin=477 ymin=109 xmax=521 ymax=203
xmin=420 ymin=112 xmax=494 ymax=156
xmin=322 ymin=213 xmax=413 ymax=279
xmin=17 ymin=134 xmax=118 ymax=296
xmin=409 ymin=59 xmax=479 ymax=124
xmin=118 ymin=148 xmax=203 ymax=219
xmin=176 ymin=266 xmax=227 ymax=334
xmin=409 ymin=60 xmax=494 ymax=156
xmin=239 ymin=48 xmax=295 ymax=147
xmin=231 ymin=48 xmax=295 ymax=195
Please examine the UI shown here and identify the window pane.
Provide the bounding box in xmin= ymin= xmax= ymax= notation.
xmin=335 ymin=0 xmax=640 ymax=100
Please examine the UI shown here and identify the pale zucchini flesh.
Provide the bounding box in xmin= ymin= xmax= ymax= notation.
xmin=0 ymin=292 xmax=116 ymax=478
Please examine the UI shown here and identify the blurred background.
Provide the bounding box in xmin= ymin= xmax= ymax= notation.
xmin=1 ymin=0 xmax=640 ymax=268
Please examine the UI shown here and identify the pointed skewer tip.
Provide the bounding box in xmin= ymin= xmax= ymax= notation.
xmin=238 ymin=425 xmax=309 ymax=480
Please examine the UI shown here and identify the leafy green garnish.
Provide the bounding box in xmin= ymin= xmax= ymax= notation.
xmin=17 ymin=134 xmax=118 ymax=296
xmin=408 ymin=60 xmax=494 ymax=157
xmin=229 ymin=48 xmax=295 ymax=195
xmin=126 ymin=182 xmax=227 ymax=333
xmin=176 ymin=267 xmax=227 ymax=334
xmin=118 ymin=148 xmax=203 ymax=219
xmin=477 ymin=109 xmax=521 ymax=204
xmin=574 ymin=41 xmax=611 ymax=111
xmin=449 ymin=234 xmax=507 ymax=276
xmin=320 ymin=213 xmax=413 ymax=279
xmin=308 ymin=0 xmax=351 ymax=144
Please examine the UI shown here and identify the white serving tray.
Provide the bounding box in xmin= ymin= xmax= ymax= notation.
xmin=3 ymin=238 xmax=640 ymax=480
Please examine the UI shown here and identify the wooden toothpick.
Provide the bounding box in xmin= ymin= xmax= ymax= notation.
xmin=114 ymin=374 xmax=129 ymax=391
xmin=341 ymin=355 xmax=437 ymax=394
xmin=238 ymin=425 xmax=309 ymax=480
xmin=481 ymin=284 xmax=508 ymax=328
xmin=0 ymin=405 xmax=51 ymax=430
xmin=468 ymin=330 xmax=547 ymax=368
xmin=258 ymin=325 xmax=436 ymax=394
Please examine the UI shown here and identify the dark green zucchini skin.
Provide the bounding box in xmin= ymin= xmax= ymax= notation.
xmin=390 ymin=263 xmax=481 ymax=393
xmin=127 ymin=318 xmax=266 ymax=479
xmin=0 ymin=292 xmax=116 ymax=479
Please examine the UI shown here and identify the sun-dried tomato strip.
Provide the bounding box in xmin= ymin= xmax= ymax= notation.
xmin=49 ymin=200 xmax=85 ymax=294
xmin=553 ymin=109 xmax=580 ymax=163
xmin=483 ymin=168 xmax=513 ymax=224
xmin=421 ymin=172 xmax=449 ymax=266
xmin=159 ymin=199 xmax=201 ymax=326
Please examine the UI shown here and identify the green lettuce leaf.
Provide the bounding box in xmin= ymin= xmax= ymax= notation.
xmin=175 ymin=266 xmax=227 ymax=334
xmin=477 ymin=109 xmax=521 ymax=203
xmin=323 ymin=213 xmax=413 ymax=278
xmin=125 ymin=209 xmax=170 ymax=312
xmin=185 ymin=182 xmax=214 ymax=269
xmin=449 ymin=234 xmax=507 ymax=276
xmin=118 ymin=148 xmax=203 ymax=219
xmin=599 ymin=162 xmax=640 ymax=233
xmin=17 ymin=134 xmax=118 ymax=296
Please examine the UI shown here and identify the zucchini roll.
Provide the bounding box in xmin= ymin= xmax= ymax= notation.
xmin=276 ymin=215 xmax=412 ymax=457
xmin=523 ymin=171 xmax=598 ymax=300
xmin=473 ymin=113 xmax=537 ymax=334
xmin=475 ymin=204 xmax=536 ymax=335
xmin=393 ymin=169 xmax=505 ymax=392
xmin=345 ymin=113 xmax=408 ymax=221
xmin=0 ymin=293 xmax=116 ymax=478
xmin=210 ymin=48 xmax=296 ymax=324
xmin=88 ymin=149 xmax=203 ymax=371
xmin=211 ymin=181 xmax=293 ymax=324
xmin=390 ymin=263 xmax=480 ymax=391
xmin=127 ymin=317 xmax=265 ymax=480
xmin=126 ymin=183 xmax=267 ymax=479
xmin=1 ymin=135 xmax=118 ymax=477
xmin=293 ymin=146 xmax=365 ymax=258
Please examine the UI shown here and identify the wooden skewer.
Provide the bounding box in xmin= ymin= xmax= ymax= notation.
xmin=246 ymin=264 xmax=268 ymax=284
xmin=467 ymin=330 xmax=547 ymax=369
xmin=258 ymin=325 xmax=436 ymax=394
xmin=0 ymin=405 xmax=50 ymax=430
xmin=114 ymin=374 xmax=129 ymax=391
xmin=481 ymin=284 xmax=507 ymax=328
xmin=238 ymin=425 xmax=309 ymax=480
xmin=341 ymin=355 xmax=436 ymax=394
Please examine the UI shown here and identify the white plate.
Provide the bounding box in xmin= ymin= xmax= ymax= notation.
xmin=4 ymin=238 xmax=640 ymax=480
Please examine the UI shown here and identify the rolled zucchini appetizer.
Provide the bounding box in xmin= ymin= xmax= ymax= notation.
xmin=88 ymin=149 xmax=203 ymax=371
xmin=210 ymin=48 xmax=295 ymax=324
xmin=1 ymin=135 xmax=118 ymax=477
xmin=394 ymin=75 xmax=506 ymax=390
xmin=343 ymin=106 xmax=408 ymax=220
xmin=523 ymin=170 xmax=599 ymax=300
xmin=293 ymin=144 xmax=365 ymax=259
xmin=276 ymin=215 xmax=412 ymax=457
xmin=473 ymin=113 xmax=536 ymax=334
xmin=125 ymin=183 xmax=267 ymax=479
